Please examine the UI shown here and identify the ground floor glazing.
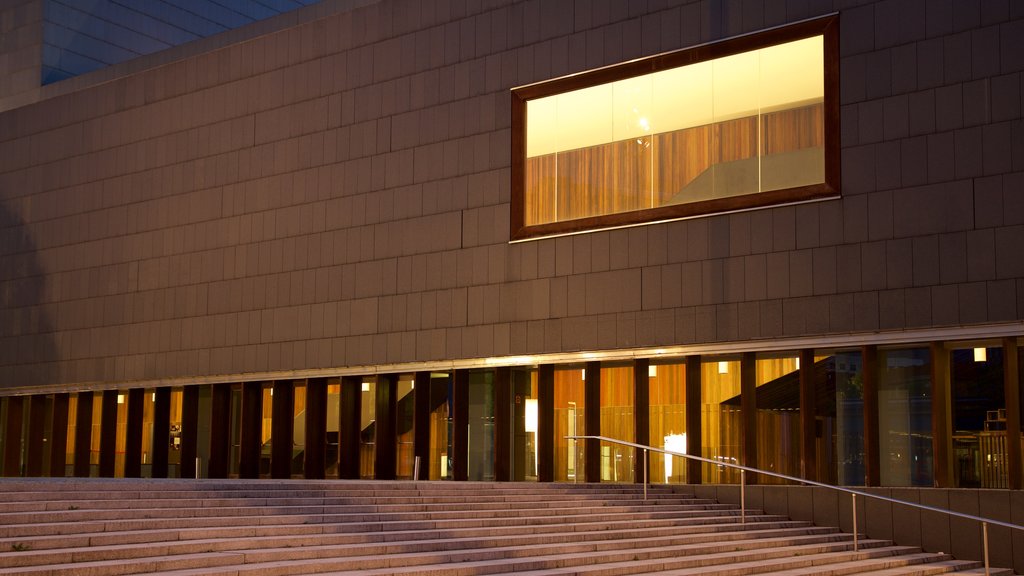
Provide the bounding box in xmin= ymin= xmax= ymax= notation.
xmin=1 ymin=336 xmax=1022 ymax=489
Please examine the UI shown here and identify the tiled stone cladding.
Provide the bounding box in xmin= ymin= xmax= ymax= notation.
xmin=1 ymin=0 xmax=1023 ymax=390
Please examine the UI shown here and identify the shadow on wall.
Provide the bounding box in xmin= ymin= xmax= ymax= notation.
xmin=0 ymin=198 xmax=59 ymax=390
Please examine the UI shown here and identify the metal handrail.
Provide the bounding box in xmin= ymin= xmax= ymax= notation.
xmin=567 ymin=434 xmax=1024 ymax=576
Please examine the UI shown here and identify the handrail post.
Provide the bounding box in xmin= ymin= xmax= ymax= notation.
xmin=740 ymin=469 xmax=746 ymax=524
xmin=643 ymin=448 xmax=648 ymax=501
xmin=852 ymin=493 xmax=858 ymax=552
xmin=983 ymin=521 xmax=990 ymax=576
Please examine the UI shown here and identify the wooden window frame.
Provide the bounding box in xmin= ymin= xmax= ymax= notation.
xmin=510 ymin=14 xmax=839 ymax=242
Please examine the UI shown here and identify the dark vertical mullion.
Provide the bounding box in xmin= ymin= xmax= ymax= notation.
xmin=584 ymin=361 xmax=601 ymax=483
xmin=238 ymin=382 xmax=263 ymax=479
xmin=494 ymin=367 xmax=512 ymax=482
xmin=1004 ymin=338 xmax=1021 ymax=490
xmin=862 ymin=346 xmax=880 ymax=487
xmin=452 ymin=370 xmax=469 ymax=482
xmin=2 ymin=396 xmax=24 ymax=476
xmin=634 ymin=359 xmax=650 ymax=485
xmin=124 ymin=388 xmax=145 ymax=478
xmin=374 ymin=374 xmax=397 ymax=480
xmin=271 ymin=380 xmax=295 ymax=479
xmin=73 ymin=392 xmax=93 ymax=477
xmin=413 ymin=372 xmax=430 ymax=480
xmin=98 ymin=390 xmax=117 ymax=477
xmin=49 ymin=393 xmax=69 ymax=477
xmin=26 ymin=395 xmax=47 ymax=476
xmin=685 ymin=356 xmax=702 ymax=484
xmin=151 ymin=388 xmax=171 ymax=478
xmin=740 ymin=352 xmax=757 ymax=483
xmin=537 ymin=365 xmax=555 ymax=483
xmin=339 ymin=376 xmax=361 ymax=480
xmin=180 ymin=386 xmax=199 ymax=479
xmin=208 ymin=384 xmax=231 ymax=479
xmin=305 ymin=378 xmax=328 ymax=479
xmin=930 ymin=342 xmax=952 ymax=488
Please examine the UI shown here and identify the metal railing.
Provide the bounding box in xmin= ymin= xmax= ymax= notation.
xmin=567 ymin=435 xmax=1024 ymax=576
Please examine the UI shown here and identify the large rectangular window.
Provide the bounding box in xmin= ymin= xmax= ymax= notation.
xmin=511 ymin=16 xmax=838 ymax=241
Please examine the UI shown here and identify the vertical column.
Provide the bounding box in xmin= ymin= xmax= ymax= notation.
xmin=685 ymin=356 xmax=702 ymax=484
xmin=339 ymin=376 xmax=361 ymax=479
xmin=1004 ymin=338 xmax=1021 ymax=490
xmin=305 ymin=378 xmax=328 ymax=479
xmin=374 ymin=374 xmax=397 ymax=480
xmin=208 ymin=384 xmax=231 ymax=479
xmin=2 ymin=396 xmax=23 ymax=476
xmin=73 ymin=392 xmax=93 ymax=477
xmin=494 ymin=367 xmax=512 ymax=482
xmin=151 ymin=387 xmax=171 ymax=478
xmin=124 ymin=388 xmax=145 ymax=478
xmin=98 ymin=390 xmax=117 ymax=477
xmin=740 ymin=352 xmax=757 ymax=482
xmin=452 ymin=369 xmax=469 ymax=481
xmin=930 ymin=342 xmax=953 ymax=488
xmin=537 ymin=364 xmax=555 ymax=483
xmin=862 ymin=345 xmax=880 ymax=486
xmin=271 ymin=380 xmax=295 ymax=479
xmin=799 ymin=349 xmax=816 ymax=482
xmin=239 ymin=382 xmax=263 ymax=479
xmin=584 ymin=361 xmax=601 ymax=483
xmin=413 ymin=372 xmax=430 ymax=480
xmin=180 ymin=386 xmax=199 ymax=479
xmin=49 ymin=393 xmax=69 ymax=477
xmin=634 ymin=359 xmax=650 ymax=485
xmin=26 ymin=395 xmax=47 ymax=476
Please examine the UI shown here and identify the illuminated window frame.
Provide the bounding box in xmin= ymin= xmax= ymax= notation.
xmin=510 ymin=15 xmax=839 ymax=242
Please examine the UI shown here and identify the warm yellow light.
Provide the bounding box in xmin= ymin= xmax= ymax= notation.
xmin=361 ymin=382 xmax=370 ymax=392
xmin=648 ymin=365 xmax=657 ymax=378
xmin=117 ymin=394 xmax=124 ymax=404
xmin=524 ymin=399 xmax=538 ymax=434
xmin=718 ymin=361 xmax=729 ymax=374
xmin=974 ymin=348 xmax=987 ymax=362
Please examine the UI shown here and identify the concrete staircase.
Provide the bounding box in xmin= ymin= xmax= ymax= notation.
xmin=0 ymin=479 xmax=1012 ymax=576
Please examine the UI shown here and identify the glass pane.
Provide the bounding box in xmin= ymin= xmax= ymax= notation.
xmin=429 ymin=373 xmax=452 ymax=480
xmin=293 ymin=383 xmax=306 ymax=478
xmin=169 ymin=389 xmax=183 ymax=478
xmin=468 ymin=370 xmax=495 ymax=481
xmin=952 ymin=347 xmax=1007 ymax=488
xmin=554 ymin=366 xmax=586 ymax=482
xmin=755 ymin=355 xmax=801 ymax=483
xmin=600 ymin=364 xmax=634 ymax=483
xmin=90 ymin=392 xmax=101 ymax=476
xmin=395 ymin=375 xmax=415 ymax=479
xmin=197 ymin=386 xmax=212 ymax=479
xmin=66 ymin=395 xmax=77 ymax=474
xmin=360 ymin=379 xmax=375 ymax=479
xmin=115 ymin=393 xmax=127 ymax=478
xmin=702 ymin=358 xmax=740 ymax=483
xmin=229 ymin=384 xmax=241 ymax=477
xmin=879 ymin=348 xmax=933 ymax=487
xmin=326 ymin=381 xmax=340 ymax=478
xmin=833 ymin=351 xmax=865 ymax=486
xmin=512 ymin=368 xmax=538 ymax=482
xmin=649 ymin=362 xmax=686 ymax=484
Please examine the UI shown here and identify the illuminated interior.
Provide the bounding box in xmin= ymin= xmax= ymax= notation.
xmin=522 ymin=35 xmax=825 ymax=228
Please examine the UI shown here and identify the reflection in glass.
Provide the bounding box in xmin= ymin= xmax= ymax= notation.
xmin=512 ymin=368 xmax=539 ymax=481
xmin=833 ymin=351 xmax=864 ymax=486
xmin=753 ymin=355 xmax=801 ymax=484
xmin=649 ymin=362 xmax=686 ymax=484
xmin=879 ymin=348 xmax=933 ymax=487
xmin=601 ymin=364 xmax=634 ymax=483
xmin=952 ymin=347 xmax=1008 ymax=488
xmin=702 ymin=359 xmax=740 ymax=483
xmin=554 ymin=367 xmax=586 ymax=482
xmin=468 ymin=370 xmax=495 ymax=481
xmin=197 ymin=386 xmax=212 ymax=479
xmin=396 ymin=375 xmax=416 ymax=479
xmin=429 ymin=373 xmax=452 ymax=480
xmin=360 ymin=380 xmax=375 ymax=479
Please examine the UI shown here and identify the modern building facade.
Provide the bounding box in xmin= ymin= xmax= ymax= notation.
xmin=1 ymin=0 xmax=1023 ymax=500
